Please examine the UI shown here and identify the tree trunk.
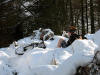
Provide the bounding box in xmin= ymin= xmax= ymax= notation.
xmin=81 ymin=0 xmax=85 ymax=37
xmin=85 ymin=0 xmax=88 ymax=33
xmin=98 ymin=13 xmax=100 ymax=29
xmin=90 ymin=0 xmax=95 ymax=33
xmin=69 ymin=0 xmax=73 ymax=25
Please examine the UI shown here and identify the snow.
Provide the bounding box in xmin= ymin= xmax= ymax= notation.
xmin=0 ymin=29 xmax=100 ymax=75
xmin=28 ymin=39 xmax=96 ymax=75
xmin=0 ymin=51 xmax=14 ymax=75
xmin=1 ymin=0 xmax=11 ymax=4
xmin=24 ymin=2 xmax=30 ymax=7
xmin=85 ymin=29 xmax=100 ymax=50
xmin=92 ymin=30 xmax=100 ymax=50
xmin=0 ymin=61 xmax=13 ymax=75
xmin=23 ymin=0 xmax=39 ymax=6
xmin=24 ymin=12 xmax=31 ymax=16
xmin=85 ymin=33 xmax=94 ymax=40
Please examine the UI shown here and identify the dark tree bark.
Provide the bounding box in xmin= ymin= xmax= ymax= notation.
xmin=97 ymin=13 xmax=100 ymax=29
xmin=85 ymin=0 xmax=88 ymax=33
xmin=90 ymin=0 xmax=95 ymax=33
xmin=81 ymin=0 xmax=85 ymax=37
xmin=69 ymin=0 xmax=73 ymax=25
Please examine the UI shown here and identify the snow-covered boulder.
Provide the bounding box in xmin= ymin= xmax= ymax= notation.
xmin=31 ymin=28 xmax=54 ymax=41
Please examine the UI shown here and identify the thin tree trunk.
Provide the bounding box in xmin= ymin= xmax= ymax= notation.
xmin=90 ymin=0 xmax=95 ymax=33
xmin=69 ymin=0 xmax=73 ymax=25
xmin=85 ymin=0 xmax=88 ymax=33
xmin=81 ymin=0 xmax=85 ymax=37
xmin=98 ymin=13 xmax=100 ymax=29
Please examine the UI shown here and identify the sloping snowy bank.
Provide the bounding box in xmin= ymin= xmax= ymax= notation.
xmin=85 ymin=30 xmax=100 ymax=50
xmin=0 ymin=29 xmax=100 ymax=75
xmin=31 ymin=39 xmax=97 ymax=75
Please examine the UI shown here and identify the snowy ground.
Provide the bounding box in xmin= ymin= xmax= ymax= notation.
xmin=0 ymin=29 xmax=100 ymax=75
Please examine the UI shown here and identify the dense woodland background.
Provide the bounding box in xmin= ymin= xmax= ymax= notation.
xmin=0 ymin=0 xmax=100 ymax=47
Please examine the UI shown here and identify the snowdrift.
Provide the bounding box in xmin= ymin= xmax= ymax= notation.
xmin=85 ymin=29 xmax=100 ymax=50
xmin=0 ymin=29 xmax=100 ymax=75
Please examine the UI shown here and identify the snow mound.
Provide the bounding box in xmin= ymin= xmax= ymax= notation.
xmin=0 ymin=61 xmax=13 ymax=75
xmin=0 ymin=51 xmax=10 ymax=63
xmin=0 ymin=29 xmax=100 ymax=75
xmin=93 ymin=30 xmax=100 ymax=50
xmin=85 ymin=30 xmax=100 ymax=50
xmin=85 ymin=33 xmax=94 ymax=40
xmin=71 ymin=39 xmax=97 ymax=54
xmin=0 ymin=51 xmax=14 ymax=75
xmin=30 ymin=39 xmax=97 ymax=75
